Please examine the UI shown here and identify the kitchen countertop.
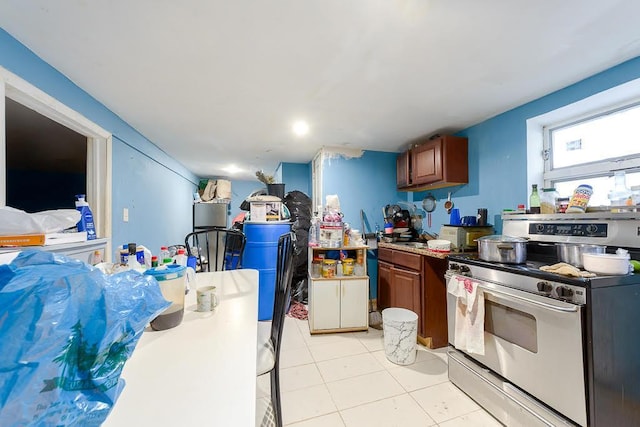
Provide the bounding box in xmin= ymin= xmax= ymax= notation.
xmin=378 ymin=241 xmax=451 ymax=259
xmin=104 ymin=269 xmax=259 ymax=427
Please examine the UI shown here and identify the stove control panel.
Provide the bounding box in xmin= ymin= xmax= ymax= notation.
xmin=528 ymin=222 xmax=607 ymax=237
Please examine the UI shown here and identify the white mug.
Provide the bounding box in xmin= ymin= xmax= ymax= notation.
xmin=196 ymin=285 xmax=219 ymax=312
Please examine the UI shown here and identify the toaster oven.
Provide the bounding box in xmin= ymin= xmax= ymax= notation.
xmin=439 ymin=225 xmax=493 ymax=251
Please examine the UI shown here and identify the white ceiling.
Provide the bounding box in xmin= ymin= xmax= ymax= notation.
xmin=3 ymin=1 xmax=640 ymax=180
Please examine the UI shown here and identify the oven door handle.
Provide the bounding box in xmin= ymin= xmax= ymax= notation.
xmin=477 ymin=282 xmax=579 ymax=313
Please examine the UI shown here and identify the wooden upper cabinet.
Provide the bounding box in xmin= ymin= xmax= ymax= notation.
xmin=396 ymin=150 xmax=410 ymax=188
xmin=412 ymin=139 xmax=443 ymax=185
xmin=397 ymin=135 xmax=468 ymax=191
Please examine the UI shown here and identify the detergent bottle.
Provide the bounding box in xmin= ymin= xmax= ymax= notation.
xmin=75 ymin=194 xmax=96 ymax=240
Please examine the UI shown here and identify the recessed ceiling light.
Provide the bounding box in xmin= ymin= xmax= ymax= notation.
xmin=292 ymin=120 xmax=310 ymax=137
xmin=222 ymin=164 xmax=242 ymax=174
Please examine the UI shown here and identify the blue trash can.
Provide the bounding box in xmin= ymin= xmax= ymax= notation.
xmin=243 ymin=221 xmax=292 ymax=320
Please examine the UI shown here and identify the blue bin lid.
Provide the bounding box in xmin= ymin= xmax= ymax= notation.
xmin=144 ymin=264 xmax=186 ymax=280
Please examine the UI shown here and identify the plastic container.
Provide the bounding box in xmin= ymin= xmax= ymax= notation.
xmin=608 ymin=171 xmax=632 ymax=206
xmin=174 ymin=248 xmax=188 ymax=266
xmin=427 ymin=239 xmax=452 ymax=252
xmin=308 ymin=216 xmax=319 ymax=247
xmin=127 ymin=243 xmax=142 ymax=270
xmin=540 ymin=188 xmax=559 ymax=214
xmin=556 ymin=197 xmax=570 ymax=213
xmin=311 ymin=257 xmax=322 ymax=278
xmin=320 ymin=221 xmax=344 ymax=248
xmin=159 ymin=246 xmax=171 ymax=264
xmin=382 ymin=308 xmax=418 ymax=365
xmin=75 ymin=194 xmax=97 ymax=240
xmin=583 ymin=252 xmax=631 ymax=275
xmin=342 ymin=258 xmax=355 ymax=276
xmin=566 ymin=184 xmax=593 ymax=213
xmin=144 ymin=264 xmax=187 ymax=330
xmin=243 ymin=222 xmax=292 ymax=320
xmin=322 ymin=259 xmax=337 ymax=278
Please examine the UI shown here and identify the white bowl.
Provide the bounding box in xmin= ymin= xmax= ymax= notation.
xmin=582 ymin=253 xmax=631 ymax=275
xmin=427 ymin=239 xmax=451 ymax=252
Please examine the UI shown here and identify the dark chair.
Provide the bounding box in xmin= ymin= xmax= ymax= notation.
xmin=256 ymin=232 xmax=295 ymax=427
xmin=184 ymin=227 xmax=246 ymax=272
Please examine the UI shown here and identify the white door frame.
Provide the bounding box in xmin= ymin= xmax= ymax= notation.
xmin=0 ymin=66 xmax=112 ymax=255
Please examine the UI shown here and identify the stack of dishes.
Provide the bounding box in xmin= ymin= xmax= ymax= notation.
xmin=394 ymin=227 xmax=412 ymax=242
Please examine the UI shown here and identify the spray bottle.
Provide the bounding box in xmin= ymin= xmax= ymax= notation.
xmin=75 ymin=194 xmax=96 ymax=240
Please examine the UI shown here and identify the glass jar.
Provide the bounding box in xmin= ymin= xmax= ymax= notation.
xmin=342 ymin=258 xmax=355 ymax=276
xmin=322 ymin=259 xmax=337 ymax=278
xmin=540 ymin=188 xmax=559 ymax=214
xmin=311 ymin=257 xmax=322 ymax=278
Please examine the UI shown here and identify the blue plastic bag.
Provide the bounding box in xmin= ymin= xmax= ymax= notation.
xmin=0 ymin=250 xmax=170 ymax=426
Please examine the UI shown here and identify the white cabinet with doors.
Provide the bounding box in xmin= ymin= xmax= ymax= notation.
xmin=308 ymin=246 xmax=369 ymax=334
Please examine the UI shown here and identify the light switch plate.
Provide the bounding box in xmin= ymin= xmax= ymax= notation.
xmin=123 ymin=208 xmax=129 ymax=222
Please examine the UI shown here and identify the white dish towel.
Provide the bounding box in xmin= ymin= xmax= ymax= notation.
xmin=447 ymin=274 xmax=485 ymax=355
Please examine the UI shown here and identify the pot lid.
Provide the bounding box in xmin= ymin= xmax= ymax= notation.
xmin=477 ymin=234 xmax=528 ymax=243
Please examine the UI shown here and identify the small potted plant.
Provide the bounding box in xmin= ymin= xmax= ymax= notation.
xmin=256 ymin=171 xmax=285 ymax=199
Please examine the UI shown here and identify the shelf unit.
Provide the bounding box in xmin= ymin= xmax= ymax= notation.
xmin=307 ymin=246 xmax=369 ymax=334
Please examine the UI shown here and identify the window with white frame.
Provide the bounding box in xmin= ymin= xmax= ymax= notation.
xmin=542 ymin=99 xmax=640 ymax=206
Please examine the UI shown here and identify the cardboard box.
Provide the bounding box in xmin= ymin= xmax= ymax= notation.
xmin=0 ymin=232 xmax=87 ymax=247
xmin=0 ymin=234 xmax=46 ymax=247
xmin=250 ymin=201 xmax=282 ymax=222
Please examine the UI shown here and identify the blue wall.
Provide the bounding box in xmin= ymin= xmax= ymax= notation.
xmin=4 ymin=26 xmax=640 ymax=267
xmin=0 ymin=29 xmax=199 ymax=257
xmin=280 ymin=162 xmax=311 ymax=197
xmin=427 ymin=56 xmax=640 ymax=234
xmin=322 ymin=150 xmax=402 ymax=234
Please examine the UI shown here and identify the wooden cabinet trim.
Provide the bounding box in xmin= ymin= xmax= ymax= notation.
xmin=391 ymin=250 xmax=422 ymax=271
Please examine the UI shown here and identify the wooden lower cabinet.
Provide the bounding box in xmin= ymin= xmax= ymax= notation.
xmin=378 ymin=247 xmax=448 ymax=348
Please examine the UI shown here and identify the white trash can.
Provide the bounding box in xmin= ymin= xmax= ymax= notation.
xmin=382 ymin=307 xmax=418 ymax=365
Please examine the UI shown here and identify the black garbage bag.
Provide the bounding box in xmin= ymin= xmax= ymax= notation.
xmin=0 ymin=250 xmax=169 ymax=426
xmin=284 ymin=191 xmax=312 ymax=304
xmin=284 ymin=191 xmax=312 ymax=225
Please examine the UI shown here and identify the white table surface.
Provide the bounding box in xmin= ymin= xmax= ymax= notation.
xmin=104 ymin=269 xmax=259 ymax=426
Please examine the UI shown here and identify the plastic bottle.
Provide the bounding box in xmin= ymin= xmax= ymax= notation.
xmin=174 ymin=248 xmax=188 ymax=266
xmin=308 ymin=214 xmax=319 ymax=247
xmin=336 ymin=260 xmax=343 ymax=277
xmin=529 ymin=185 xmax=541 ymax=214
xmin=151 ymin=255 xmax=159 ymax=267
xmin=159 ymin=246 xmax=171 ymax=264
xmin=127 ymin=242 xmax=142 ymax=270
xmin=75 ymin=194 xmax=97 ymax=240
xmin=90 ymin=250 xmax=103 ymax=265
xmin=608 ymin=171 xmax=632 ymax=206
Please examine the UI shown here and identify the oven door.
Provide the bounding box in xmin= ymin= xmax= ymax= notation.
xmin=447 ymin=274 xmax=586 ymax=427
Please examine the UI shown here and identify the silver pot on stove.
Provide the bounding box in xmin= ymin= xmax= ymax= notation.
xmin=476 ymin=235 xmax=527 ymax=264
xmin=556 ymin=243 xmax=607 ymax=268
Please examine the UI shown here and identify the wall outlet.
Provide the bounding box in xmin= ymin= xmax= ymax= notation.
xmin=123 ymin=208 xmax=129 ymax=222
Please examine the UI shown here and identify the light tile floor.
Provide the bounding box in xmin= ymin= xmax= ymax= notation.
xmin=257 ymin=317 xmax=502 ymax=426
